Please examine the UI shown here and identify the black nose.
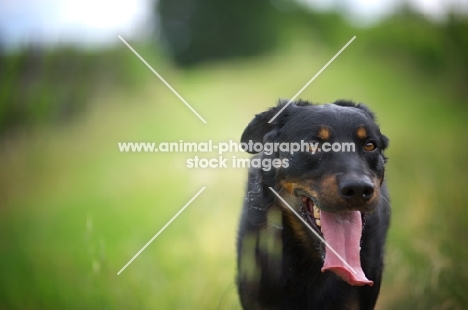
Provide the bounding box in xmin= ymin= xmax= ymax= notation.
xmin=339 ymin=178 xmax=374 ymax=201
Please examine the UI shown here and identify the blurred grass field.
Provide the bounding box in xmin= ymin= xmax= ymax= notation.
xmin=1 ymin=35 xmax=468 ymax=309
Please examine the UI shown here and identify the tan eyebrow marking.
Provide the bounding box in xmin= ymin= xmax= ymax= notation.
xmin=318 ymin=127 xmax=330 ymax=140
xmin=356 ymin=126 xmax=368 ymax=140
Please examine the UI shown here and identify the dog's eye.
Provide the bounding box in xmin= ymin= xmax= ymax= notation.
xmin=364 ymin=141 xmax=376 ymax=152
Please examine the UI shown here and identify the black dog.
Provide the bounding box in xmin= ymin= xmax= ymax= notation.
xmin=236 ymin=99 xmax=390 ymax=309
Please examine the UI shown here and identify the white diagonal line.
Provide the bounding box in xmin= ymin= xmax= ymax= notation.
xmin=268 ymin=187 xmax=357 ymax=275
xmin=268 ymin=36 xmax=356 ymax=123
xmin=118 ymin=35 xmax=207 ymax=124
xmin=117 ymin=187 xmax=206 ymax=275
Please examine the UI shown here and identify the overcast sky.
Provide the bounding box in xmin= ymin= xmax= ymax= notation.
xmin=0 ymin=0 xmax=153 ymax=48
xmin=0 ymin=0 xmax=467 ymax=49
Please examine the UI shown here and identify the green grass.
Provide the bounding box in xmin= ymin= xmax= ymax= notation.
xmin=1 ymin=38 xmax=467 ymax=309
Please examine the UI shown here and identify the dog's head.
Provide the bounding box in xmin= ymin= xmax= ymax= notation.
xmin=241 ymin=99 xmax=388 ymax=286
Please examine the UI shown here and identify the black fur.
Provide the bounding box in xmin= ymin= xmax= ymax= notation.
xmin=237 ymin=99 xmax=390 ymax=310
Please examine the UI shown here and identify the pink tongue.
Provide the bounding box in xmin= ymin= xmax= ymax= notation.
xmin=320 ymin=210 xmax=373 ymax=286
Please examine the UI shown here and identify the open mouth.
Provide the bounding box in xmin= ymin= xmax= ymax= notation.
xmin=301 ymin=196 xmax=322 ymax=233
xmin=298 ymin=195 xmax=374 ymax=287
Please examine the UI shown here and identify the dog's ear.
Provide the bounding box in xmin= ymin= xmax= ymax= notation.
xmin=379 ymin=133 xmax=389 ymax=164
xmin=355 ymin=103 xmax=376 ymax=121
xmin=334 ymin=100 xmax=376 ymax=121
xmin=241 ymin=100 xmax=300 ymax=154
xmin=241 ymin=108 xmax=279 ymax=147
xmin=380 ymin=133 xmax=389 ymax=151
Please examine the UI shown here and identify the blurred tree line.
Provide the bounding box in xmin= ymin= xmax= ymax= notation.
xmin=364 ymin=7 xmax=468 ymax=95
xmin=0 ymin=1 xmax=467 ymax=137
xmin=157 ymin=0 xmax=278 ymax=66
xmin=157 ymin=0 xmax=468 ymax=77
xmin=0 ymin=46 xmax=147 ymax=136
